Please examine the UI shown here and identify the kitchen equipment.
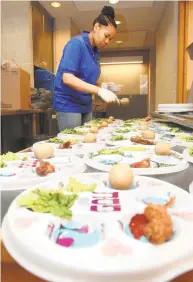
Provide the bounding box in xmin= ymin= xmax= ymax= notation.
xmin=157 ymin=103 xmax=193 ymax=113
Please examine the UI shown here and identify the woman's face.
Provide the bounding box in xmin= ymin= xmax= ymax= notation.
xmin=93 ymin=23 xmax=116 ymax=48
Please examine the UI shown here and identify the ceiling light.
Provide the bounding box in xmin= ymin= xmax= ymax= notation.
xmin=116 ymin=41 xmax=123 ymax=44
xmin=50 ymin=2 xmax=61 ymax=8
xmin=109 ymin=0 xmax=120 ymax=4
xmin=115 ymin=20 xmax=121 ymax=25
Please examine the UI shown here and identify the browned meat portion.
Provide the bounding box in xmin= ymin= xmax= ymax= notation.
xmin=130 ymin=158 xmax=150 ymax=168
xmin=59 ymin=141 xmax=72 ymax=149
xmin=36 ymin=160 xmax=55 ymax=176
xmin=130 ymin=136 xmax=155 ymax=145
xmin=143 ymin=199 xmax=174 ymax=244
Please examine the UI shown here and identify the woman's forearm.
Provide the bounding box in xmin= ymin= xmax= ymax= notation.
xmin=63 ymin=73 xmax=99 ymax=95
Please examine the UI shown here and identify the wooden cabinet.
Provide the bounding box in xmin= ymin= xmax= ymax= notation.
xmin=32 ymin=2 xmax=53 ymax=72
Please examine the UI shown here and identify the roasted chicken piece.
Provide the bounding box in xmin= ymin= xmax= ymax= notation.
xmin=145 ymin=116 xmax=151 ymax=121
xmin=130 ymin=158 xmax=150 ymax=168
xmin=130 ymin=136 xmax=154 ymax=145
xmin=143 ymin=198 xmax=175 ymax=244
xmin=36 ymin=160 xmax=55 ymax=176
xmin=59 ymin=140 xmax=72 ymax=149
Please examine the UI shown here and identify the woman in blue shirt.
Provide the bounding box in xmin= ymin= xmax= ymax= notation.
xmin=53 ymin=6 xmax=119 ymax=131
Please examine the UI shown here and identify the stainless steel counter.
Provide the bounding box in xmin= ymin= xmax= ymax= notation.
xmin=1 ymin=146 xmax=193 ymax=224
xmin=151 ymin=112 xmax=193 ymax=129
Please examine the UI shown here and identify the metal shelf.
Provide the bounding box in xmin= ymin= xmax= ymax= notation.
xmin=151 ymin=112 xmax=193 ymax=129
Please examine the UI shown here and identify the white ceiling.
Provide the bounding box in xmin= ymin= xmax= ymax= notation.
xmin=40 ymin=0 xmax=167 ymax=50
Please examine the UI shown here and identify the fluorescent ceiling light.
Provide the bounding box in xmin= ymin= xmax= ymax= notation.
xmin=116 ymin=41 xmax=123 ymax=44
xmin=109 ymin=0 xmax=120 ymax=4
xmin=115 ymin=20 xmax=121 ymax=25
xmin=50 ymin=2 xmax=61 ymax=8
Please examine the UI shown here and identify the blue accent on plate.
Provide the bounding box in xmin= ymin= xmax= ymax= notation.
xmin=54 ymin=228 xmax=101 ymax=248
xmin=125 ymin=225 xmax=149 ymax=243
xmin=0 ymin=172 xmax=15 ymax=177
xmin=99 ymin=160 xmax=118 ymax=165
xmin=107 ymin=183 xmax=137 ymax=190
xmin=63 ymin=222 xmax=82 ymax=230
xmin=142 ymin=196 xmax=175 ymax=207
xmin=142 ymin=197 xmax=169 ymax=205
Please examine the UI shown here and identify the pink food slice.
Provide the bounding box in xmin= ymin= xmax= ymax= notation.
xmin=57 ymin=237 xmax=74 ymax=247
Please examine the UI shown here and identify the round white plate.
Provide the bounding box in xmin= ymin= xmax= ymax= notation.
xmin=106 ymin=139 xmax=134 ymax=147
xmin=106 ymin=138 xmax=163 ymax=149
xmin=57 ymin=133 xmax=85 ymax=140
xmin=0 ymin=152 xmax=34 ymax=165
xmin=33 ymin=141 xmax=59 ymax=150
xmin=84 ymin=147 xmax=189 ymax=175
xmin=0 ymin=155 xmax=86 ymax=191
xmin=189 ymin=181 xmax=193 ymax=194
xmin=183 ymin=149 xmax=193 ymax=163
xmin=173 ymin=134 xmax=193 ymax=147
xmin=0 ymin=167 xmax=23 ymax=181
xmin=55 ymin=143 xmax=106 ymax=155
xmin=74 ymin=127 xmax=90 ymax=133
xmin=2 ymin=174 xmax=193 ymax=282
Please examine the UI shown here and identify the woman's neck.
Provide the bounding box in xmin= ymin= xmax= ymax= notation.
xmin=88 ymin=31 xmax=96 ymax=48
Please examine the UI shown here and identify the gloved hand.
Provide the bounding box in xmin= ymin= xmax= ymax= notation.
xmin=98 ymin=88 xmax=120 ymax=104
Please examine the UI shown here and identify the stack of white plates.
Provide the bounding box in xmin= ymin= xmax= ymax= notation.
xmin=158 ymin=103 xmax=193 ymax=113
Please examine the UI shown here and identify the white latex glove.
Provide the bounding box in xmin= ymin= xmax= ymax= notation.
xmin=101 ymin=82 xmax=108 ymax=89
xmin=98 ymin=88 xmax=120 ymax=104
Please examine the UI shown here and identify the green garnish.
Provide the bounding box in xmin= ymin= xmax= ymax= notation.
xmin=160 ymin=123 xmax=170 ymax=127
xmin=169 ymin=128 xmax=182 ymax=133
xmin=115 ymin=128 xmax=136 ymax=133
xmin=171 ymin=152 xmax=183 ymax=160
xmin=47 ymin=137 xmax=81 ymax=144
xmin=0 ymin=161 xmax=7 ymax=168
xmin=16 ymin=188 xmax=78 ymax=220
xmin=188 ymin=147 xmax=193 ymax=156
xmin=0 ymin=152 xmax=20 ymax=162
xmin=61 ymin=129 xmax=83 ymax=135
xmin=66 ymin=177 xmax=97 ymax=193
xmin=88 ymin=146 xmax=146 ymax=159
xmin=110 ymin=135 xmax=127 ymax=141
xmin=158 ymin=163 xmax=176 ymax=167
xmin=119 ymin=146 xmax=146 ymax=152
xmin=89 ymin=148 xmax=124 ymax=159
xmin=47 ymin=137 xmax=64 ymax=144
xmin=79 ymin=125 xmax=91 ymax=128
xmin=22 ymin=156 xmax=28 ymax=161
xmin=177 ymin=135 xmax=193 ymax=142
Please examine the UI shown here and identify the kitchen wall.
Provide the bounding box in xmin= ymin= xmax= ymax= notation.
xmin=54 ymin=18 xmax=80 ymax=73
xmin=187 ymin=1 xmax=193 ymax=98
xmin=149 ymin=47 xmax=156 ymax=113
xmin=70 ymin=19 xmax=81 ymax=38
xmin=100 ymin=50 xmax=149 ymax=95
xmin=54 ymin=17 xmax=71 ymax=73
xmin=1 ymin=1 xmax=34 ymax=86
xmin=155 ymin=2 xmax=178 ymax=107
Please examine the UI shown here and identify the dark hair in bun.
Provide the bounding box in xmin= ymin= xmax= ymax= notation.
xmin=93 ymin=6 xmax=117 ymax=28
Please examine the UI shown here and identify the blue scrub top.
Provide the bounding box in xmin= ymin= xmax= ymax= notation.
xmin=53 ymin=31 xmax=101 ymax=114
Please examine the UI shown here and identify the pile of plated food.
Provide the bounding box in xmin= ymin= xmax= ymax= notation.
xmin=1 ymin=116 xmax=193 ymax=282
